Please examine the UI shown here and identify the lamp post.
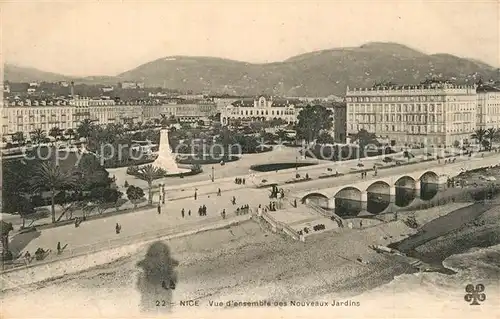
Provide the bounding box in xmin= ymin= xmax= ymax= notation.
xmin=211 ymin=166 xmax=215 ymax=182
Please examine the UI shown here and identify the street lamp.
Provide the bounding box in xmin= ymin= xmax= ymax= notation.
xmin=211 ymin=166 xmax=215 ymax=182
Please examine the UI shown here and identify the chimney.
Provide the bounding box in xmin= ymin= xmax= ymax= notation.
xmin=70 ymin=81 xmax=75 ymax=98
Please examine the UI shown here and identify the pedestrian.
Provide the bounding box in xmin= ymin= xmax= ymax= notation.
xmin=236 ymin=207 xmax=240 ymax=215
xmin=359 ymin=220 xmax=363 ymax=229
xmin=294 ymin=198 xmax=297 ymax=207
xmin=222 ymin=209 xmax=226 ymax=219
xmin=157 ymin=204 xmax=161 ymax=214
xmin=181 ymin=208 xmax=185 ymax=218
xmin=116 ymin=223 xmax=121 ymax=234
xmin=198 ymin=206 xmax=202 ymax=216
xmin=242 ymin=178 xmax=245 ymax=185
xmin=194 ymin=191 xmax=197 ymax=200
xmin=188 ymin=209 xmax=191 ymax=216
xmin=24 ymin=251 xmax=32 ymax=264
xmin=217 ymin=188 xmax=221 ymax=196
xmin=202 ymin=205 xmax=207 ymax=216
xmin=57 ymin=241 xmax=61 ymax=254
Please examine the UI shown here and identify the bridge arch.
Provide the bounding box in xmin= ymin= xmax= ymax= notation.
xmin=301 ymin=192 xmax=329 ymax=208
xmin=366 ymin=181 xmax=391 ymax=214
xmin=334 ymin=187 xmax=362 ymax=217
xmin=394 ymin=175 xmax=418 ymax=207
xmin=334 ymin=186 xmax=362 ymax=201
xmin=419 ymin=171 xmax=439 ymax=184
xmin=395 ymin=176 xmax=417 ymax=189
xmin=366 ymin=181 xmax=391 ymax=195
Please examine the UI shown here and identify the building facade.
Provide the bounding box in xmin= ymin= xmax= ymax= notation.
xmin=1 ymin=98 xmax=217 ymax=141
xmin=476 ymin=85 xmax=500 ymax=129
xmin=220 ymin=96 xmax=299 ymax=126
xmin=346 ymin=84 xmax=477 ymax=147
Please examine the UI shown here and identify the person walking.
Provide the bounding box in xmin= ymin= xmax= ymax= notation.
xmin=188 ymin=209 xmax=191 ymax=216
xmin=157 ymin=204 xmax=161 ymax=215
xmin=221 ymin=209 xmax=226 ymax=219
xmin=116 ymin=223 xmax=121 ymax=234
xmin=181 ymin=208 xmax=185 ymax=218
xmin=194 ymin=191 xmax=197 ymax=200
xmin=57 ymin=242 xmax=61 ymax=254
xmin=217 ymin=188 xmax=221 ymax=196
xmin=202 ymin=205 xmax=207 ymax=216
xmin=359 ymin=220 xmax=363 ymax=229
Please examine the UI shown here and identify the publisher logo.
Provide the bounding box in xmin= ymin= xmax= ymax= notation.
xmin=464 ymin=284 xmax=486 ymax=305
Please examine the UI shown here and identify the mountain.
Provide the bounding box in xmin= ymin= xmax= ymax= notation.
xmin=3 ymin=64 xmax=73 ymax=83
xmin=117 ymin=42 xmax=499 ymax=96
xmin=5 ymin=42 xmax=499 ymax=96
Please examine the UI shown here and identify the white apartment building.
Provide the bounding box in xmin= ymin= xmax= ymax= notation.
xmin=476 ymin=85 xmax=500 ymax=129
xmin=220 ymin=96 xmax=299 ymax=126
xmin=1 ymin=98 xmax=218 ymax=140
xmin=346 ymin=84 xmax=477 ymax=147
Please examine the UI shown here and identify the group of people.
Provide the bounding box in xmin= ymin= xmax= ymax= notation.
xmin=234 ymin=177 xmax=246 ymax=185
xmin=198 ymin=205 xmax=208 ymax=216
xmin=269 ymin=185 xmax=285 ymax=199
xmin=312 ymin=224 xmax=326 ymax=232
xmin=268 ymin=201 xmax=281 ymax=211
xmin=25 ymin=247 xmax=50 ymax=262
xmin=235 ymin=205 xmax=250 ymax=215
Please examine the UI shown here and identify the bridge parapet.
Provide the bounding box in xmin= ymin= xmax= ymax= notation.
xmin=295 ymin=155 xmax=500 ymax=201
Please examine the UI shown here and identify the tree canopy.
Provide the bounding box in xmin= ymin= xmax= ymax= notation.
xmin=295 ymin=105 xmax=333 ymax=143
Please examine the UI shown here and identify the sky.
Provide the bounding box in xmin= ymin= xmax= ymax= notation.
xmin=2 ymin=0 xmax=499 ymax=77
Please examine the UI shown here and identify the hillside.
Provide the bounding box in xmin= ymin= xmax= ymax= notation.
xmin=4 ymin=64 xmax=73 ymax=83
xmin=116 ymin=42 xmax=499 ymax=96
xmin=5 ymin=42 xmax=499 ymax=96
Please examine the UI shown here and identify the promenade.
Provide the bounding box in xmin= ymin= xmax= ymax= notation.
xmin=4 ymin=146 xmax=497 ymax=273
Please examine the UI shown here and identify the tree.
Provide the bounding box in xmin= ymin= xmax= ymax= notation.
xmin=49 ymin=127 xmax=61 ymax=140
xmin=12 ymin=131 xmax=25 ymax=145
xmin=30 ymin=128 xmax=46 ymax=145
xmin=295 ymin=105 xmax=333 ymax=143
xmin=65 ymin=128 xmax=75 ymax=140
xmin=0 ymin=221 xmax=14 ymax=261
xmin=316 ymin=131 xmax=335 ymax=145
xmin=76 ymin=119 xmax=95 ymax=139
xmin=351 ymin=129 xmax=379 ymax=157
xmin=18 ymin=199 xmax=35 ymax=228
xmin=471 ymin=128 xmax=487 ymax=150
xmin=127 ymin=185 xmax=145 ymax=208
xmin=32 ymin=162 xmax=78 ymax=223
xmin=135 ymin=165 xmax=166 ymax=204
xmin=486 ymin=128 xmax=497 ymax=151
xmin=89 ymin=187 xmax=123 ymax=214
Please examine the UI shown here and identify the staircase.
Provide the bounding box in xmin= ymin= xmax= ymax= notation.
xmin=306 ymin=202 xmax=345 ymax=228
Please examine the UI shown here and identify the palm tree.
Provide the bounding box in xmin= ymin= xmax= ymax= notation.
xmin=32 ymin=162 xmax=77 ymax=223
xmin=135 ymin=164 xmax=166 ymax=205
xmin=30 ymin=128 xmax=46 ymax=145
xmin=471 ymin=128 xmax=487 ymax=150
xmin=49 ymin=126 xmax=61 ymax=140
xmin=12 ymin=131 xmax=25 ymax=145
xmin=486 ymin=128 xmax=497 ymax=151
xmin=76 ymin=119 xmax=95 ymax=139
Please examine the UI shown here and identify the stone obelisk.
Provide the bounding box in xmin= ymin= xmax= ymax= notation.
xmin=153 ymin=129 xmax=183 ymax=174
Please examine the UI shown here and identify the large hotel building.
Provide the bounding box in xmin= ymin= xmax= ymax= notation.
xmin=345 ymin=83 xmax=500 ymax=147
xmin=1 ymin=98 xmax=217 ymax=141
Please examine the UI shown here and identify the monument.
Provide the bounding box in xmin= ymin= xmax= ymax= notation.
xmin=153 ymin=129 xmax=190 ymax=175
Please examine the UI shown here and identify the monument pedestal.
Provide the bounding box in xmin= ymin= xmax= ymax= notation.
xmin=153 ymin=129 xmax=190 ymax=175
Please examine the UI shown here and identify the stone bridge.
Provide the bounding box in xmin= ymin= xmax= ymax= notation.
xmin=295 ymin=155 xmax=500 ymax=214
